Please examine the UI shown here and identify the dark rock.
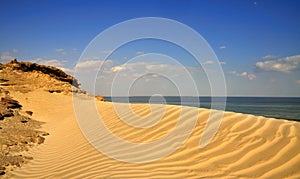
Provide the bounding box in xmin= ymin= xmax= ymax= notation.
xmin=25 ymin=111 xmax=33 ymax=116
xmin=41 ymin=132 xmax=50 ymax=136
xmin=95 ymin=95 xmax=106 ymax=102
xmin=0 ymin=166 xmax=5 ymax=175
xmin=20 ymin=120 xmax=28 ymax=123
xmin=0 ymin=83 xmax=15 ymax=86
xmin=1 ymin=109 xmax=14 ymax=117
xmin=0 ymin=108 xmax=14 ymax=120
xmin=1 ymin=97 xmax=22 ymax=109
xmin=37 ymin=136 xmax=45 ymax=144
xmin=49 ymin=90 xmax=62 ymax=93
xmin=24 ymin=156 xmax=33 ymax=160
xmin=0 ymin=78 xmax=9 ymax=83
xmin=21 ymin=141 xmax=28 ymax=144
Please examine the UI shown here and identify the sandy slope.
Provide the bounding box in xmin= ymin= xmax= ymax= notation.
xmin=6 ymin=90 xmax=300 ymax=179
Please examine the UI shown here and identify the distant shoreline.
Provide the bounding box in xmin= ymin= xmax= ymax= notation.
xmin=103 ymin=96 xmax=300 ymax=121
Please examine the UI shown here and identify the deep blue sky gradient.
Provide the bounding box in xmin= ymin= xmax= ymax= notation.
xmin=1 ymin=0 xmax=300 ymax=96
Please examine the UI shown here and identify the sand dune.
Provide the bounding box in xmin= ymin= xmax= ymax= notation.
xmin=6 ymin=90 xmax=300 ymax=179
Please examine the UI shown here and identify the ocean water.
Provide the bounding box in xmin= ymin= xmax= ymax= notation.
xmin=104 ymin=96 xmax=300 ymax=121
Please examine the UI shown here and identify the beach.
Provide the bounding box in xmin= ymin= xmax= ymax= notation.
xmin=1 ymin=1 xmax=300 ymax=178
xmin=4 ymin=90 xmax=300 ymax=178
xmin=1 ymin=61 xmax=300 ymax=178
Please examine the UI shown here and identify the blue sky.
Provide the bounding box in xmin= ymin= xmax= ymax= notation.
xmin=1 ymin=0 xmax=300 ymax=96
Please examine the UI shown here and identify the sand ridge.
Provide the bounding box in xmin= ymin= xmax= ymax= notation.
xmin=5 ymin=90 xmax=300 ymax=179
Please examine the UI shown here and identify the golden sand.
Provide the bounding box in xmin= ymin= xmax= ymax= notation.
xmin=5 ymin=90 xmax=300 ymax=179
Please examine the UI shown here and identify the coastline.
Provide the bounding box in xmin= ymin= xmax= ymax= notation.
xmin=6 ymin=89 xmax=300 ymax=178
xmin=1 ymin=60 xmax=299 ymax=178
xmin=104 ymin=96 xmax=300 ymax=121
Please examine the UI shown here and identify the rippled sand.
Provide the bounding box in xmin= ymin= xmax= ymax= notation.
xmin=7 ymin=90 xmax=300 ymax=179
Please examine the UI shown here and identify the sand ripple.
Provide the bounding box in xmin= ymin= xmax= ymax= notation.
xmin=7 ymin=90 xmax=300 ymax=178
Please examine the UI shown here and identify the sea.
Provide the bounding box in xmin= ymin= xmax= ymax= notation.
xmin=104 ymin=96 xmax=300 ymax=122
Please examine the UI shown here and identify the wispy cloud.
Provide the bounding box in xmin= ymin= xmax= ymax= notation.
xmin=55 ymin=48 xmax=67 ymax=55
xmin=262 ymin=55 xmax=277 ymax=60
xmin=204 ymin=60 xmax=214 ymax=65
xmin=101 ymin=50 xmax=113 ymax=54
xmin=219 ymin=45 xmax=226 ymax=49
xmin=256 ymin=54 xmax=300 ymax=73
xmin=58 ymin=67 xmax=74 ymax=73
xmin=111 ymin=65 xmax=126 ymax=72
xmin=75 ymin=60 xmax=113 ymax=71
xmin=141 ymin=73 xmax=161 ymax=82
xmin=12 ymin=49 xmax=19 ymax=53
xmin=108 ymin=61 xmax=199 ymax=79
xmin=204 ymin=60 xmax=226 ymax=65
xmin=228 ymin=71 xmax=256 ymax=80
xmin=31 ymin=58 xmax=64 ymax=67
xmin=220 ymin=61 xmax=226 ymax=65
xmin=31 ymin=59 xmax=113 ymax=74
xmin=92 ymin=61 xmax=209 ymax=96
xmin=0 ymin=52 xmax=14 ymax=62
xmin=31 ymin=58 xmax=74 ymax=73
xmin=30 ymin=59 xmax=113 ymax=74
xmin=135 ymin=51 xmax=145 ymax=56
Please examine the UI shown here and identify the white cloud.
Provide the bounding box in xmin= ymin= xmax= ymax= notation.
xmin=246 ymin=73 xmax=256 ymax=80
xmin=75 ymin=60 xmax=101 ymax=68
xmin=55 ymin=48 xmax=67 ymax=55
xmin=57 ymin=67 xmax=75 ymax=73
xmin=93 ymin=61 xmax=209 ymax=96
xmin=101 ymin=50 xmax=113 ymax=54
xmin=31 ymin=58 xmax=64 ymax=67
xmin=58 ymin=67 xmax=74 ymax=73
xmin=0 ymin=52 xmax=14 ymax=62
xmin=228 ymin=71 xmax=236 ymax=75
xmin=219 ymin=45 xmax=226 ymax=49
xmin=135 ymin=51 xmax=145 ymax=56
xmin=0 ymin=49 xmax=20 ymax=62
xmin=75 ymin=60 xmax=113 ymax=71
xmin=229 ymin=71 xmax=256 ymax=80
xmin=93 ymin=61 xmax=197 ymax=80
xmin=30 ymin=58 xmax=74 ymax=73
xmin=0 ymin=54 xmax=74 ymax=74
xmin=241 ymin=72 xmax=256 ymax=80
xmin=29 ymin=59 xmax=114 ymax=74
xmin=32 ymin=59 xmax=114 ymax=74
xmin=140 ymin=73 xmax=160 ymax=82
xmin=107 ymin=62 xmax=199 ymax=79
xmin=203 ymin=60 xmax=226 ymax=65
xmin=262 ymin=55 xmax=277 ymax=60
xmin=151 ymin=73 xmax=159 ymax=78
xmin=256 ymin=55 xmax=300 ymax=73
xmin=111 ymin=65 xmax=125 ymax=72
xmin=204 ymin=60 xmax=214 ymax=65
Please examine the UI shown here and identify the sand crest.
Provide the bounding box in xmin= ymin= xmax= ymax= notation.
xmin=5 ymin=90 xmax=300 ymax=179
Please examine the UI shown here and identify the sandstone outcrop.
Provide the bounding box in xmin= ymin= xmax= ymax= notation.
xmin=0 ymin=59 xmax=86 ymax=94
